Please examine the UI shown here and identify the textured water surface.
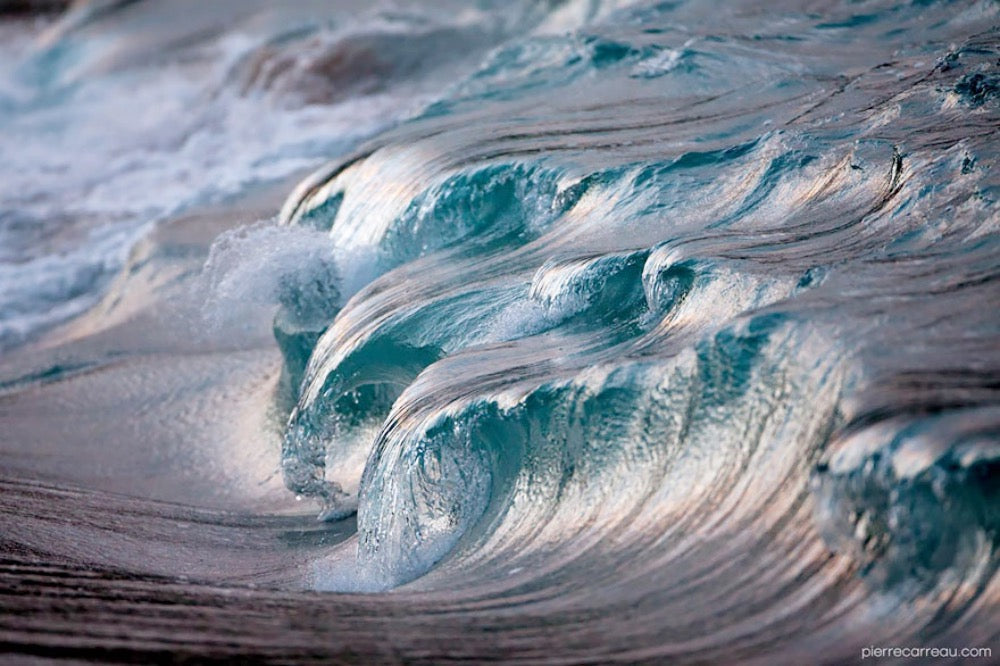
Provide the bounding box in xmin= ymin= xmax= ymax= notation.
xmin=0 ymin=0 xmax=998 ymax=662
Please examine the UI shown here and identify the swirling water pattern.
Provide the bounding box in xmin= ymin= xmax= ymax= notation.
xmin=280 ymin=0 xmax=999 ymax=597
xmin=0 ymin=0 xmax=998 ymax=662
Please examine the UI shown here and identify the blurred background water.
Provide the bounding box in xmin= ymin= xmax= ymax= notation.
xmin=0 ymin=0 xmax=997 ymax=662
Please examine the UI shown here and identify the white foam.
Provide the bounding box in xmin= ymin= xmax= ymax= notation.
xmin=196 ymin=221 xmax=339 ymax=338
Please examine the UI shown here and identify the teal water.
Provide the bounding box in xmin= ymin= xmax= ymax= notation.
xmin=275 ymin=1 xmax=1000 ymax=598
xmin=1 ymin=0 xmax=998 ymax=661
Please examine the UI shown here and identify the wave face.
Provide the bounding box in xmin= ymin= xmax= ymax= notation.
xmin=276 ymin=0 xmax=1000 ymax=641
xmin=2 ymin=0 xmax=999 ymax=662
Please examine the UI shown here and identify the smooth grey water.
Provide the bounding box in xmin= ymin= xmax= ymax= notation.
xmin=0 ymin=0 xmax=998 ymax=662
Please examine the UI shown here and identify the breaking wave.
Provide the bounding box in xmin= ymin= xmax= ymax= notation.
xmin=2 ymin=0 xmax=998 ymax=661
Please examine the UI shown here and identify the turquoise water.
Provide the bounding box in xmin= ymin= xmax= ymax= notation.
xmin=1 ymin=0 xmax=998 ymax=660
xmin=275 ymin=1 xmax=1000 ymax=597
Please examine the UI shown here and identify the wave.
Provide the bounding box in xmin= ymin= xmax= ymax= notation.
xmin=1 ymin=0 xmax=998 ymax=661
xmin=278 ymin=0 xmax=999 ymax=597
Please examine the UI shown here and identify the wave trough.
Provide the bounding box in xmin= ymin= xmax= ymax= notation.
xmin=1 ymin=0 xmax=998 ymax=662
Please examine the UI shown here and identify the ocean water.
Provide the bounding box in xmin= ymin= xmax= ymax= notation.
xmin=1 ymin=0 xmax=998 ymax=662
